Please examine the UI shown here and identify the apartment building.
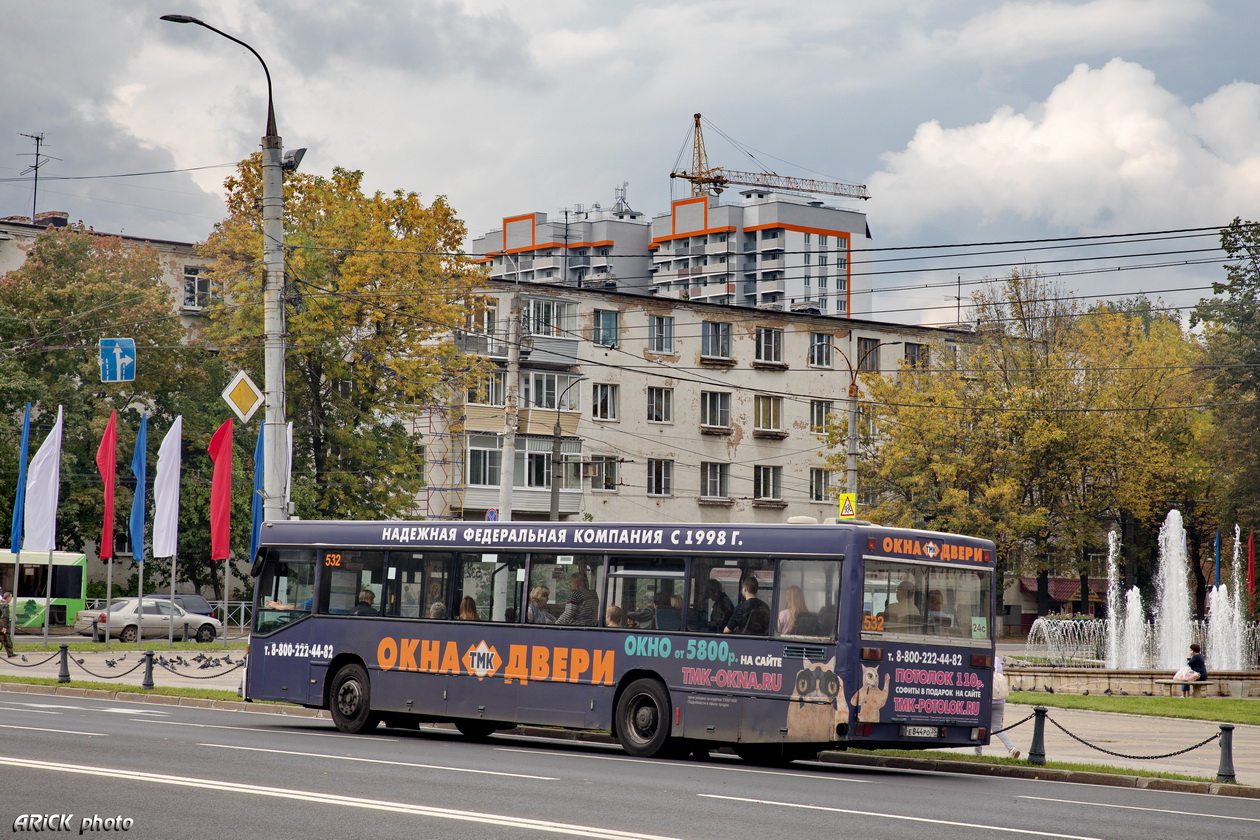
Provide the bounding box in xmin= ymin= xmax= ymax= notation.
xmin=648 ymin=190 xmax=871 ymax=317
xmin=469 ymin=193 xmax=653 ymax=292
xmin=418 ymin=280 xmax=969 ymax=523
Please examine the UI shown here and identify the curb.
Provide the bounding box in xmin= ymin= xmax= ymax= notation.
xmin=2 ymin=680 xmax=1257 ymax=797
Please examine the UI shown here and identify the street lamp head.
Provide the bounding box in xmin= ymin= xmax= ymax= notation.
xmin=159 ymin=14 xmax=202 ymax=24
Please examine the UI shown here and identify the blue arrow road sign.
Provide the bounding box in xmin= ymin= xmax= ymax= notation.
xmin=99 ymin=338 xmax=136 ymax=383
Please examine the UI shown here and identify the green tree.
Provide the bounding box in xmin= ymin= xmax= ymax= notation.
xmin=197 ymin=159 xmax=487 ymax=520
xmin=1194 ymin=218 xmax=1260 ymax=531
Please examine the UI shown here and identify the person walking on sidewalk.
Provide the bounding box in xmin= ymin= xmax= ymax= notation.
xmin=976 ymin=655 xmax=1019 ymax=758
xmin=0 ymin=592 xmax=16 ymax=658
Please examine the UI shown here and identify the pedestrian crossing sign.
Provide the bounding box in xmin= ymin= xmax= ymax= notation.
xmin=838 ymin=493 xmax=857 ymax=519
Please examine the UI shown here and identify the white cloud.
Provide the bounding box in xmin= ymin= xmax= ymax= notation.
xmin=868 ymin=58 xmax=1260 ymax=237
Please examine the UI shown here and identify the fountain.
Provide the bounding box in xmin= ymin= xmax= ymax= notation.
xmin=1028 ymin=510 xmax=1258 ymax=676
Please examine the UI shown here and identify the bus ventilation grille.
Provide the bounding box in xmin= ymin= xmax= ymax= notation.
xmin=782 ymin=645 xmax=828 ymax=660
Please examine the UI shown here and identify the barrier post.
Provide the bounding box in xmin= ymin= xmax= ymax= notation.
xmin=57 ymin=644 xmax=71 ymax=684
xmin=141 ymin=650 xmax=155 ymax=690
xmin=182 ymin=622 xmax=189 ymax=643
xmin=1028 ymin=706 xmax=1048 ymax=766
xmin=1217 ymin=724 xmax=1236 ymax=783
xmin=91 ymin=619 xmax=100 ymax=643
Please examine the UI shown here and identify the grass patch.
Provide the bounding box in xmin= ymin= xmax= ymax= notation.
xmin=0 ymin=674 xmax=242 ymax=702
xmin=1008 ymin=691 xmax=1260 ymax=726
xmin=853 ymin=747 xmax=1213 ymax=783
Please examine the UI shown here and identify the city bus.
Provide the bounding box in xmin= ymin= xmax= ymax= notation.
xmin=246 ymin=519 xmax=997 ymax=762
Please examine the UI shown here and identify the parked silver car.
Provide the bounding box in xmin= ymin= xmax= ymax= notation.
xmin=74 ymin=597 xmax=222 ymax=643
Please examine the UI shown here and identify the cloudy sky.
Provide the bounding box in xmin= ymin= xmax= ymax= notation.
xmin=3 ymin=0 xmax=1259 ymax=325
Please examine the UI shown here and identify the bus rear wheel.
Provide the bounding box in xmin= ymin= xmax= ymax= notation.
xmin=615 ymin=678 xmax=672 ymax=758
xmin=329 ymin=663 xmax=379 ymax=733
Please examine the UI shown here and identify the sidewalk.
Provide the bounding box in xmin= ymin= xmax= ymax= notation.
xmin=0 ymin=645 xmax=246 ymax=693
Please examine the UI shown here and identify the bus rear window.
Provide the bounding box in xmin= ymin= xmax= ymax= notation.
xmin=861 ymin=559 xmax=991 ymax=640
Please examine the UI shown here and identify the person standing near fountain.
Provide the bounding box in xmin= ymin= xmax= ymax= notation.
xmin=1178 ymin=643 xmax=1208 ymax=697
xmin=976 ymin=656 xmax=1020 ymax=759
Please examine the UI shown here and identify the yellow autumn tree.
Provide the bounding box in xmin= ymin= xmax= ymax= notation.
xmin=198 ymin=158 xmax=488 ymax=519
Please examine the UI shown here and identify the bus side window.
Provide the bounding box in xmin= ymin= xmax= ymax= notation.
xmin=459 ymin=552 xmax=525 ymax=622
xmin=256 ymin=549 xmax=315 ymax=633
xmin=774 ymin=559 xmax=839 ymax=639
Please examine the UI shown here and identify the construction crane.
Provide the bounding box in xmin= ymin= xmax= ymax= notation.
xmin=670 ymin=113 xmax=870 ymax=201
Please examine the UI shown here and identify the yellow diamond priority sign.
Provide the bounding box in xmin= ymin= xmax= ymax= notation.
xmin=222 ymin=370 xmax=264 ymax=424
xmin=837 ymin=493 xmax=857 ymax=519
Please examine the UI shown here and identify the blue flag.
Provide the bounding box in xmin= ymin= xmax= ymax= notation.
xmin=248 ymin=423 xmax=264 ymax=563
xmin=9 ymin=403 xmax=31 ymax=554
xmin=130 ymin=413 xmax=148 ymax=563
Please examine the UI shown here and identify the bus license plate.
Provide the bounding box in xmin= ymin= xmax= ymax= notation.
xmin=901 ymin=726 xmax=940 ymax=738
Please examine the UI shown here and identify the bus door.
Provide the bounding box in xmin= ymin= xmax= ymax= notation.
xmin=250 ymin=549 xmax=317 ymax=705
xmin=442 ymin=552 xmax=527 ymax=724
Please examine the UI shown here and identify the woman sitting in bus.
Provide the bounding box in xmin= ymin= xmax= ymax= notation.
xmin=458 ymin=596 xmax=479 ymax=621
xmin=527 ymin=586 xmax=555 ymax=624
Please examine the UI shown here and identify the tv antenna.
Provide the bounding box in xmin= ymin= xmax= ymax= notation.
xmin=18 ymin=132 xmax=60 ymax=223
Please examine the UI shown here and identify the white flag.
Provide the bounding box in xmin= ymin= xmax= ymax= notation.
xmin=23 ymin=406 xmax=63 ymax=553
xmin=152 ymin=416 xmax=182 ymax=558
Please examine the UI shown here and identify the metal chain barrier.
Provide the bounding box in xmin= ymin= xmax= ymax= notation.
xmin=2 ymin=651 xmax=61 ymax=669
xmin=69 ymin=656 xmax=147 ymax=681
xmin=1045 ymin=714 xmax=1221 ymax=760
xmin=154 ymin=658 xmax=246 ymax=680
xmin=992 ymin=711 xmax=1036 ymax=736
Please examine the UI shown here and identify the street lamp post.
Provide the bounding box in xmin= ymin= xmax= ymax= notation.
xmin=549 ymin=377 xmax=587 ymax=521
xmin=835 ymin=341 xmax=901 ymax=499
xmin=161 ymin=15 xmax=288 ymax=522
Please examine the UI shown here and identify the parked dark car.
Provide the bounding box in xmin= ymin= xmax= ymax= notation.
xmin=142 ymin=593 xmax=217 ymax=619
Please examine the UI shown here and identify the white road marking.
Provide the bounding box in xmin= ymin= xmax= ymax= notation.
xmin=1018 ymin=796 xmax=1260 ymax=823
xmin=135 ymin=720 xmax=385 ymax=740
xmin=0 ymin=723 xmax=108 ymax=737
xmin=698 ymin=794 xmax=1105 ymax=840
xmin=13 ymin=702 xmax=168 ymax=716
xmin=0 ymin=705 xmax=61 ymax=714
xmin=201 ymin=743 xmax=558 ymax=780
xmin=0 ymin=756 xmax=680 ymax=839
xmin=494 ymin=747 xmax=873 ymax=782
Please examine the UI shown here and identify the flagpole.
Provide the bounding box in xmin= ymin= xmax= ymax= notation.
xmin=104 ymin=554 xmax=112 ymax=649
xmin=42 ymin=549 xmax=52 ymax=645
xmin=169 ymin=556 xmax=177 ymax=644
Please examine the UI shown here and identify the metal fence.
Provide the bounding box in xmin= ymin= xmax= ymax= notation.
xmin=84 ymin=599 xmax=252 ymax=639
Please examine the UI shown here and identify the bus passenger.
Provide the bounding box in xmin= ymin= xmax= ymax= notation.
xmin=527 ymin=586 xmax=555 ymax=624
xmin=350 ymin=589 xmax=378 ymax=616
xmin=724 ymin=577 xmax=770 ymax=635
xmin=458 ymin=596 xmax=479 ymax=620
xmin=777 ymin=585 xmax=808 ymax=634
xmin=555 ymin=573 xmax=600 ymax=626
xmin=705 ymin=579 xmax=734 ymax=633
xmin=605 ymin=605 xmax=627 ymax=627
xmin=885 ymin=579 xmax=919 ymax=626
xmin=427 ymin=601 xmax=448 ymax=619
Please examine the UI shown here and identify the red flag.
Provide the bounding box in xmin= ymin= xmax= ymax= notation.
xmin=95 ymin=411 xmax=118 ymax=560
xmin=208 ymin=418 xmax=234 ymax=561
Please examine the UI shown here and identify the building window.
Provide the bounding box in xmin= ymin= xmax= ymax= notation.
xmin=526 ymin=451 xmax=551 ymax=488
xmin=593 ymin=310 xmax=619 ymax=347
xmin=754 ymin=327 xmax=783 ymax=363
xmin=858 ymin=337 xmax=880 ymax=372
xmin=809 ymin=333 xmax=833 ymax=367
xmin=524 ymin=298 xmax=577 ymax=337
xmin=591 ymin=455 xmax=619 ymax=491
xmin=905 ymin=342 xmax=929 ymax=368
xmin=523 ymin=372 xmax=582 ymax=410
xmin=819 ymin=235 xmax=828 ymax=247
xmin=466 ymin=370 xmax=505 ymax=406
xmin=754 ymin=395 xmax=782 ymax=432
xmin=467 ymin=435 xmax=502 ymax=486
xmin=810 ymin=468 xmax=832 ymax=502
xmin=646 ymin=386 xmax=673 ymax=423
xmin=700 ymin=462 xmax=729 ymax=499
xmin=701 ymin=322 xmax=732 ymax=359
xmin=858 ymin=403 xmax=879 ymax=438
xmin=182 ymin=266 xmax=213 ymax=309
xmin=810 ymin=400 xmax=833 ymax=434
xmin=754 ymin=465 xmax=783 ymax=501
xmin=700 ymin=391 xmax=731 ymax=428
xmin=592 ymin=383 xmax=619 ymax=420
xmin=648 ymin=315 xmax=674 ymax=353
xmin=647 ymin=459 xmax=673 ymax=496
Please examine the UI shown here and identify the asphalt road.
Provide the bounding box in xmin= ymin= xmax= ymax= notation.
xmin=2 ymin=690 xmax=1258 ymax=840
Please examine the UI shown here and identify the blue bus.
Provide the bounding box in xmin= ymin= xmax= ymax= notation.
xmin=246 ymin=519 xmax=997 ymax=762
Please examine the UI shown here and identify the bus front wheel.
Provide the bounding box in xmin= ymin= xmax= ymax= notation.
xmin=330 ymin=663 xmax=380 ymax=734
xmin=615 ymin=678 xmax=672 ymax=757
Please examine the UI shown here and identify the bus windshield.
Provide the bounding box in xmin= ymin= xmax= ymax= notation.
xmin=861 ymin=558 xmax=991 ymax=640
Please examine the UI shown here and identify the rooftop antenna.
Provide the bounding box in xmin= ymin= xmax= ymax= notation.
xmin=612 ymin=182 xmax=633 ymax=213
xmin=18 ymin=132 xmax=60 ymax=224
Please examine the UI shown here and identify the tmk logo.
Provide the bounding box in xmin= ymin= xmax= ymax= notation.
xmin=923 ymin=541 xmax=940 ymax=559
xmin=463 ymin=641 xmax=502 ymax=680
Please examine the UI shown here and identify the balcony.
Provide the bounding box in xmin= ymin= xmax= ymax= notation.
xmin=454 ymin=330 xmax=508 ymax=358
xmin=523 ymin=334 xmax=579 ymax=367
xmin=518 ymin=407 xmax=581 ymax=436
